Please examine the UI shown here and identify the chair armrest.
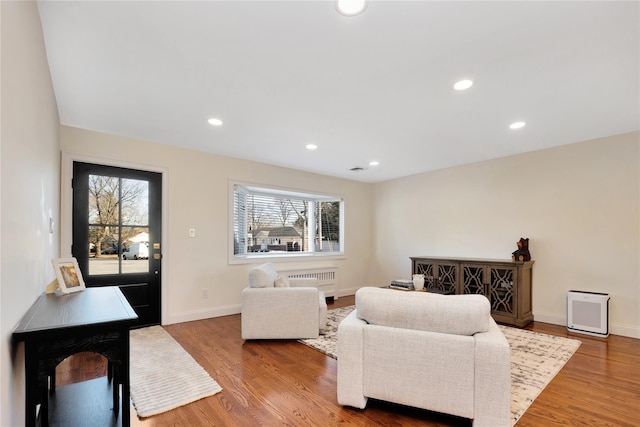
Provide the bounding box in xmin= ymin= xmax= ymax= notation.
xmin=337 ymin=310 xmax=368 ymax=409
xmin=473 ymin=319 xmax=511 ymax=426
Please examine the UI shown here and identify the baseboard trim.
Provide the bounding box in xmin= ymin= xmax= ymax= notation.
xmin=534 ymin=311 xmax=640 ymax=339
xmin=609 ymin=323 xmax=640 ymax=339
xmin=532 ymin=311 xmax=565 ymax=327
xmin=165 ymin=304 xmax=241 ymax=325
xmin=337 ymin=287 xmax=359 ymax=299
xmin=165 ymin=290 xmax=361 ymax=325
xmin=162 ymin=296 xmax=640 ymax=339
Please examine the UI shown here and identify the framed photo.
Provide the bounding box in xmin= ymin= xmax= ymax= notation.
xmin=51 ymin=257 xmax=86 ymax=294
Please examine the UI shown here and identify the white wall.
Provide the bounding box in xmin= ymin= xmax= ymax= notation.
xmin=0 ymin=2 xmax=60 ymax=426
xmin=57 ymin=129 xmax=640 ymax=340
xmin=60 ymin=125 xmax=373 ymax=325
xmin=371 ymin=132 xmax=640 ymax=338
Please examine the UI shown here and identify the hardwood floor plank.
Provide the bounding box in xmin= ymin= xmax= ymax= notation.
xmin=56 ymin=296 xmax=640 ymax=426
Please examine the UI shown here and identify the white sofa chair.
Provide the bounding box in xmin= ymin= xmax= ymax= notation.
xmin=337 ymin=287 xmax=511 ymax=427
xmin=241 ymin=263 xmax=328 ymax=339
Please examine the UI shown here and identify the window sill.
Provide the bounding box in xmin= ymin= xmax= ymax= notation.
xmin=228 ymin=252 xmax=345 ymax=265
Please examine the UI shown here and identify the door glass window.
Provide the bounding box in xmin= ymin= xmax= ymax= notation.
xmin=88 ymin=175 xmax=149 ymax=275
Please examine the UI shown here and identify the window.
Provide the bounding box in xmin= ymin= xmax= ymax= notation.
xmin=87 ymin=174 xmax=150 ymax=274
xmin=232 ymin=183 xmax=343 ymax=259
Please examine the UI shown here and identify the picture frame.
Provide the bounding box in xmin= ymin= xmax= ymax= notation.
xmin=51 ymin=257 xmax=86 ymax=294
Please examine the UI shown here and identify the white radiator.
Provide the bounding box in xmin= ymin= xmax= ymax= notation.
xmin=281 ymin=267 xmax=338 ymax=299
xmin=567 ymin=290 xmax=610 ymax=337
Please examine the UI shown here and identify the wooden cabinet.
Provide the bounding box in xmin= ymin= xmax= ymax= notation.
xmin=411 ymin=256 xmax=534 ymax=327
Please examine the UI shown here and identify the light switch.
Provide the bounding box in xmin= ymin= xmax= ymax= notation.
xmin=188 ymin=228 xmax=196 ymax=238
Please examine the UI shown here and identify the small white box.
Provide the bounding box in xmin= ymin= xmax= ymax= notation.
xmin=567 ymin=290 xmax=610 ymax=337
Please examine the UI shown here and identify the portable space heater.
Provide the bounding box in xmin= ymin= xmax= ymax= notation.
xmin=567 ymin=290 xmax=610 ymax=337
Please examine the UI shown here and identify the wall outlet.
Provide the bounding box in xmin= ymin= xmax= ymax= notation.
xmin=201 ymin=288 xmax=208 ymax=299
xmin=188 ymin=228 xmax=196 ymax=238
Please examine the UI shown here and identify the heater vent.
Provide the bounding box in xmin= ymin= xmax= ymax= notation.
xmin=280 ymin=267 xmax=338 ymax=299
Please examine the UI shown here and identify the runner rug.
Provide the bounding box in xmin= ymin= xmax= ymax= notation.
xmin=300 ymin=305 xmax=581 ymax=426
xmin=130 ymin=325 xmax=223 ymax=418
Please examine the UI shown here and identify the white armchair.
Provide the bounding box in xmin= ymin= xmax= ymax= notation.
xmin=337 ymin=287 xmax=511 ymax=427
xmin=241 ymin=263 xmax=328 ymax=339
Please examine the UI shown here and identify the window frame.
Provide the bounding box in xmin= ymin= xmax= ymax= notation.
xmin=228 ymin=180 xmax=345 ymax=264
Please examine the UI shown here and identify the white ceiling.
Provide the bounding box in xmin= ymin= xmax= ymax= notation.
xmin=37 ymin=1 xmax=639 ymax=183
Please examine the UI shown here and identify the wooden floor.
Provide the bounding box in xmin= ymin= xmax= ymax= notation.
xmin=57 ymin=295 xmax=640 ymax=426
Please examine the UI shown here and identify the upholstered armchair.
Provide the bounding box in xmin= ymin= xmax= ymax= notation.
xmin=337 ymin=287 xmax=511 ymax=427
xmin=241 ymin=263 xmax=328 ymax=339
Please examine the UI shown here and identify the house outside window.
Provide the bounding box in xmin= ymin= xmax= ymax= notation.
xmin=231 ymin=183 xmax=344 ymax=260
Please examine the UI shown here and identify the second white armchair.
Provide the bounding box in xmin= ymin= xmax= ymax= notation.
xmin=241 ymin=263 xmax=328 ymax=340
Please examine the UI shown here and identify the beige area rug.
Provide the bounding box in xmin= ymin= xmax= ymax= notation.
xmin=300 ymin=306 xmax=582 ymax=426
xmin=130 ymin=325 xmax=223 ymax=418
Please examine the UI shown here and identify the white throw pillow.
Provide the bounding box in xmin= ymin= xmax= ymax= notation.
xmin=248 ymin=266 xmax=276 ymax=288
xmin=274 ymin=275 xmax=290 ymax=287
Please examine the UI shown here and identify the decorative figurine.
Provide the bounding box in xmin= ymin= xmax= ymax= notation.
xmin=512 ymin=238 xmax=531 ymax=261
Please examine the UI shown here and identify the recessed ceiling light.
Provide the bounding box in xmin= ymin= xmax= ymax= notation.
xmin=336 ymin=0 xmax=367 ymax=16
xmin=369 ymin=161 xmax=379 ymax=166
xmin=453 ymin=79 xmax=474 ymax=91
xmin=306 ymin=143 xmax=318 ymax=150
xmin=208 ymin=118 xmax=223 ymax=126
xmin=509 ymin=121 xmax=526 ymax=129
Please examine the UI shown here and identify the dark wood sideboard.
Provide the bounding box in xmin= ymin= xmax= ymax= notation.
xmin=411 ymin=256 xmax=534 ymax=327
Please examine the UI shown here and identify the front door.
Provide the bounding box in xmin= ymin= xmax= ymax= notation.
xmin=72 ymin=162 xmax=162 ymax=327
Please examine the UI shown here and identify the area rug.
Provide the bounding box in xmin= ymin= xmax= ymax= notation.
xmin=130 ymin=325 xmax=223 ymax=418
xmin=300 ymin=306 xmax=582 ymax=426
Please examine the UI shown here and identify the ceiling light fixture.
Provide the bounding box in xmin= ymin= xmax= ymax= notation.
xmin=208 ymin=118 xmax=223 ymax=126
xmin=336 ymin=0 xmax=367 ymax=16
xmin=306 ymin=143 xmax=318 ymax=150
xmin=369 ymin=161 xmax=379 ymax=166
xmin=453 ymin=79 xmax=474 ymax=91
xmin=509 ymin=121 xmax=526 ymax=129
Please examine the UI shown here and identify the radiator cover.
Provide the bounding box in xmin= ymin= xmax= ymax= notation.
xmin=567 ymin=290 xmax=610 ymax=337
xmin=280 ymin=267 xmax=337 ymax=299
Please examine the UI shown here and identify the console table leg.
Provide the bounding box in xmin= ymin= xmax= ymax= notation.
xmin=41 ymin=386 xmax=49 ymax=427
xmin=122 ymin=331 xmax=131 ymax=427
xmin=112 ymin=365 xmax=119 ymax=416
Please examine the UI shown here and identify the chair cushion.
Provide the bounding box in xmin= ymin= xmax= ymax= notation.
xmin=356 ymin=287 xmax=490 ymax=336
xmin=248 ymin=263 xmax=279 ymax=288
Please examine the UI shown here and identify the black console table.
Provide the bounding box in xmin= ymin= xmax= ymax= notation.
xmin=13 ymin=287 xmax=138 ymax=427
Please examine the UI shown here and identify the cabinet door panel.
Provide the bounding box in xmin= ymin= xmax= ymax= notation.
xmin=414 ymin=261 xmax=436 ymax=289
xmin=413 ymin=261 xmax=457 ymax=294
xmin=438 ymin=263 xmax=458 ymax=294
xmin=461 ymin=264 xmax=485 ymax=294
xmin=489 ymin=267 xmax=517 ymax=317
